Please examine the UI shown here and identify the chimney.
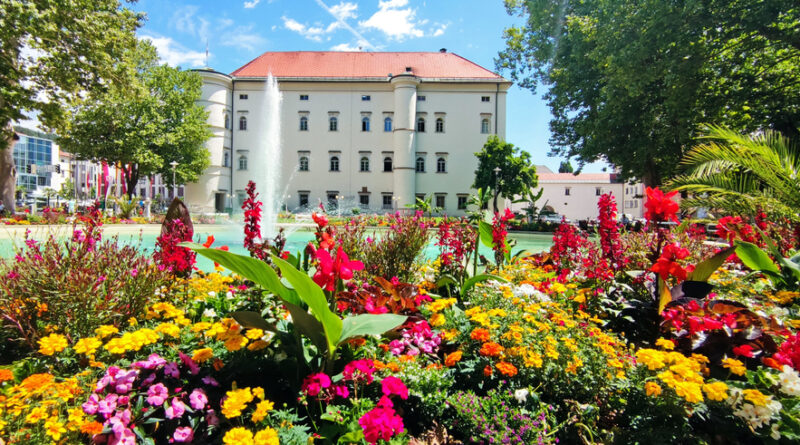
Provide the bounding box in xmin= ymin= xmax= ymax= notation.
xmin=439 ymin=48 xmax=446 ymax=53
xmin=405 ymin=66 xmax=412 ymax=72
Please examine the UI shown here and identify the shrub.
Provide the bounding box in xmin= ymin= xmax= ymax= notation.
xmin=359 ymin=211 xmax=431 ymax=282
xmin=0 ymin=226 xmax=171 ymax=353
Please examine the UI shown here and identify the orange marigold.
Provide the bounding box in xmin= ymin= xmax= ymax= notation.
xmin=496 ymin=361 xmax=518 ymax=377
xmin=80 ymin=421 xmax=104 ymax=435
xmin=445 ymin=351 xmax=463 ymax=367
xmin=0 ymin=369 xmax=14 ymax=383
xmin=479 ymin=342 xmax=504 ymax=358
xmin=470 ymin=328 xmax=491 ymax=342
xmin=483 ymin=365 xmax=493 ymax=376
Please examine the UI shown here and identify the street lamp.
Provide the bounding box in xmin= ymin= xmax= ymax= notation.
xmin=493 ymin=166 xmax=501 ymax=213
xmin=170 ymin=161 xmax=178 ymax=200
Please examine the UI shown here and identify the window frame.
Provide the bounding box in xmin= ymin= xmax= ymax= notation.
xmin=299 ymin=94 xmax=309 ymax=101
xmin=435 ymin=117 xmax=444 ymax=133
xmin=359 ymin=156 xmax=370 ymax=172
xmin=415 ymin=157 xmax=425 ymax=173
xmin=299 ymin=116 xmax=309 ymax=131
xmin=436 ymin=157 xmax=447 ymax=173
xmin=329 ymin=116 xmax=338 ymax=132
xmin=361 ymin=116 xmax=370 ymax=132
xmin=330 ymin=156 xmax=340 ymax=172
xmin=239 ymin=116 xmax=247 ymax=131
xmin=384 ymin=117 xmax=392 ymax=132
xmin=238 ymin=155 xmax=248 ymax=171
xmin=299 ymin=156 xmax=309 ymax=172
xmin=383 ymin=157 xmax=393 ymax=172
xmin=480 ymin=118 xmax=490 ymax=134
xmin=417 ymin=117 xmax=425 ymax=133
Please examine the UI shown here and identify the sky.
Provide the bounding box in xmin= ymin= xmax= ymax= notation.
xmin=131 ymin=0 xmax=609 ymax=173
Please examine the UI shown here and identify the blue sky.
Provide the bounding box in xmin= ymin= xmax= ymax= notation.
xmin=132 ymin=0 xmax=608 ymax=173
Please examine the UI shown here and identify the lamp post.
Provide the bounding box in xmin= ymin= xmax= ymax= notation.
xmin=493 ymin=166 xmax=501 ymax=213
xmin=169 ymin=161 xmax=178 ymax=200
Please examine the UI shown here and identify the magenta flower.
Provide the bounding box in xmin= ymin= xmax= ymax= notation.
xmin=165 ymin=398 xmax=186 ymax=419
xmin=312 ymin=246 xmax=364 ymax=291
xmin=334 ymin=384 xmax=350 ymax=399
xmin=359 ymin=406 xmax=405 ymax=444
xmin=381 ymin=376 xmax=408 ymax=400
xmin=343 ymin=359 xmax=375 ymax=384
xmin=98 ymin=394 xmax=118 ymax=417
xmin=189 ymin=389 xmax=208 ymax=410
xmin=179 ymin=351 xmax=200 ymax=375
xmin=82 ymin=393 xmax=100 ymax=415
xmin=133 ymin=353 xmax=166 ymax=370
xmin=201 ymin=375 xmax=219 ymax=387
xmin=301 ymin=372 xmax=332 ymax=397
xmin=173 ymin=426 xmax=194 ymax=443
xmin=164 ymin=362 xmax=180 ymax=378
xmin=146 ymin=383 xmax=168 ymax=406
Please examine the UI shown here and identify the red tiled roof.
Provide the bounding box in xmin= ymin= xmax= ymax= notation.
xmin=230 ymin=51 xmax=504 ymax=80
xmin=538 ymin=173 xmax=617 ymax=183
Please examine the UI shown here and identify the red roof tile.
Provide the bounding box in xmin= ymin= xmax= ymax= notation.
xmin=230 ymin=51 xmax=504 ymax=80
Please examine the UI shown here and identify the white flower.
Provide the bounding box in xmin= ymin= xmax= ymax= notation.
xmin=226 ymin=291 xmax=234 ymax=299
xmin=202 ymin=308 xmax=217 ymax=319
xmin=514 ymin=388 xmax=529 ymax=403
xmin=779 ymin=365 xmax=800 ymax=397
xmin=208 ymin=291 xmax=216 ymax=298
xmin=514 ymin=284 xmax=536 ymax=297
xmin=771 ymin=423 xmax=781 ymax=440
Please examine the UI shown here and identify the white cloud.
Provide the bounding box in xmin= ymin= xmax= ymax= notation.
xmin=243 ymin=0 xmax=261 ymax=8
xmin=329 ymin=2 xmax=358 ymax=20
xmin=432 ymin=24 xmax=446 ymax=37
xmin=220 ymin=25 xmax=268 ymax=51
xmin=330 ymin=42 xmax=361 ymax=51
xmin=281 ymin=16 xmax=327 ymax=42
xmin=141 ymin=35 xmax=206 ymax=68
xmin=359 ymin=0 xmax=424 ymax=40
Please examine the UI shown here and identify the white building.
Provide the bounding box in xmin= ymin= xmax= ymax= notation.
xmin=512 ymin=166 xmax=644 ymax=221
xmin=186 ymin=51 xmax=511 ymax=215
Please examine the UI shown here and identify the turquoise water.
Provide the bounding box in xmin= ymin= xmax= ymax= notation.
xmin=0 ymin=226 xmax=553 ymax=271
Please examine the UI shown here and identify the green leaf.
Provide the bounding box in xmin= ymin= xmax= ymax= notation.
xmin=230 ymin=311 xmax=277 ymax=332
xmin=182 ymin=243 xmax=302 ymax=306
xmin=338 ymin=430 xmax=365 ymax=444
xmin=462 ymin=274 xmax=508 ymax=295
xmin=284 ymin=301 xmax=328 ymax=353
xmin=435 ymin=275 xmax=457 ymax=288
xmin=657 ymin=277 xmax=672 ymax=314
xmin=778 ymin=257 xmax=800 ymax=281
xmin=338 ymin=314 xmax=407 ymax=345
xmin=687 ymin=246 xmax=735 ymax=282
xmin=734 ymin=241 xmax=780 ymax=274
xmin=271 ymin=255 xmax=343 ymax=355
xmin=478 ymin=220 xmax=494 ymax=248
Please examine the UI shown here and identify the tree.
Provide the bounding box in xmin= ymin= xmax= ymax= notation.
xmin=59 ymin=178 xmax=75 ymax=201
xmin=497 ymin=0 xmax=800 ymax=186
xmin=473 ymin=135 xmax=538 ymax=212
xmin=59 ymin=41 xmax=211 ymax=195
xmin=558 ymin=161 xmax=573 ymax=173
xmin=0 ymin=1 xmax=141 ymax=211
xmin=667 ymin=125 xmax=800 ymax=219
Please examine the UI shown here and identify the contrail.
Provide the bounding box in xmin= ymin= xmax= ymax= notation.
xmin=313 ymin=0 xmax=376 ymax=50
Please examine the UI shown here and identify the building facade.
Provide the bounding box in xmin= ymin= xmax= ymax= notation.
xmin=186 ymin=51 xmax=511 ymax=215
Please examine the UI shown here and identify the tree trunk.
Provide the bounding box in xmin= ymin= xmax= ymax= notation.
xmin=124 ymin=164 xmax=139 ymax=197
xmin=493 ymin=190 xmax=499 ymax=214
xmin=0 ymin=127 xmax=18 ymax=212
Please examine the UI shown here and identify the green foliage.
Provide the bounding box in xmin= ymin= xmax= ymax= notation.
xmin=115 ymin=195 xmax=139 ymax=219
xmin=668 ymin=126 xmax=800 ymax=218
xmin=359 ymin=214 xmax=431 ymax=282
xmin=558 ymin=161 xmax=574 ymax=173
xmin=60 ymin=40 xmax=211 ymax=195
xmin=473 ymin=135 xmax=538 ymax=211
xmin=497 ymin=0 xmax=800 ymax=186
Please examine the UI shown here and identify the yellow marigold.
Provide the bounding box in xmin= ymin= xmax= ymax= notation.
xmin=644 ymin=381 xmax=662 ymax=397
xmin=441 ymin=329 xmax=459 ymax=341
xmin=636 ymin=349 xmax=667 ymax=370
xmin=191 ymin=322 xmax=212 ymax=333
xmin=742 ymin=389 xmax=769 ymax=407
xmin=38 ymin=333 xmax=68 ymax=356
xmin=222 ymin=387 xmax=254 ymax=418
xmin=655 ymin=338 xmax=675 ymax=350
xmin=128 ymin=317 xmax=138 ymax=327
xmin=254 ymin=427 xmax=279 ymax=445
xmin=444 ymin=351 xmax=462 ymax=367
xmin=224 ymin=334 xmax=248 ymax=352
xmin=224 ymin=427 xmax=254 ymax=445
xmin=245 ymin=329 xmax=264 ymax=340
xmin=95 ymin=325 xmax=119 ymax=339
xmin=702 ymin=382 xmax=728 ymax=402
xmin=427 ymin=297 xmax=457 ymax=313
xmin=192 ymin=348 xmax=214 ymax=363
xmin=253 ymin=387 xmax=265 ymax=400
xmin=73 ymin=337 xmax=102 ymax=356
xmin=155 ymin=323 xmax=181 ymax=338
xmin=248 ymin=340 xmax=269 ymax=351
xmin=429 ymin=313 xmax=446 ymax=327
xmin=523 ymin=351 xmax=543 ymax=368
xmin=25 ymin=406 xmax=48 ymax=424
xmin=566 ymin=357 xmax=584 ymax=374
xmin=550 ymin=282 xmax=567 ymax=293
xmin=44 ymin=419 xmax=67 ymax=440
xmin=251 ymin=400 xmax=274 ymax=423
xmin=674 ymin=381 xmax=704 ymax=403
xmin=722 ymin=358 xmax=746 ymax=376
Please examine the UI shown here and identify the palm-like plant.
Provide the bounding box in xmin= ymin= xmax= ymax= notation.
xmin=667 ymin=125 xmax=800 ymax=218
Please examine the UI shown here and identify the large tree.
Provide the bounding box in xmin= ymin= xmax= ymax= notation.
xmin=59 ymin=41 xmax=211 ymax=195
xmin=497 ymin=0 xmax=800 ymax=186
xmin=0 ymin=0 xmax=141 ymax=210
xmin=473 ymin=135 xmax=538 ymax=212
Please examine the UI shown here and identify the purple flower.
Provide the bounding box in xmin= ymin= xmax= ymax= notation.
xmin=164 ymin=362 xmax=180 ymax=378
xmin=173 ymin=426 xmax=194 ymax=443
xmin=206 ymin=409 xmax=220 ymax=426
xmin=201 ymin=376 xmax=219 ymax=387
xmin=82 ymin=393 xmax=100 ymax=415
xmin=179 ymin=351 xmax=200 ymax=375
xmin=165 ymin=398 xmax=186 ymax=419
xmin=98 ymin=394 xmax=118 ymax=418
xmin=189 ymin=389 xmax=208 ymax=410
xmin=146 ymin=383 xmax=168 ymax=406
xmin=133 ymin=354 xmax=166 ymax=370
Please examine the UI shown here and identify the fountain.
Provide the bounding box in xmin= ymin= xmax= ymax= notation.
xmin=254 ymin=73 xmax=282 ymax=238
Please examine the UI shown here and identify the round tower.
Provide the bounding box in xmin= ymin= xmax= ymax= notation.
xmin=390 ymin=73 xmax=420 ymax=212
xmin=185 ymin=69 xmax=232 ymax=214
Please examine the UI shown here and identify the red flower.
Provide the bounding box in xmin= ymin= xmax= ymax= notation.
xmin=301 ymin=373 xmax=331 ymax=397
xmin=650 ymin=243 xmax=691 ymax=281
xmin=732 ymin=344 xmax=755 ymax=358
xmin=312 ymin=212 xmax=328 ymax=228
xmin=358 ymin=406 xmax=405 ymax=445
xmin=644 ymin=187 xmax=680 ymax=223
xmin=772 ymin=332 xmax=800 ymax=370
xmin=312 ymin=247 xmax=364 ymax=291
xmin=380 ymin=376 xmax=408 ymax=400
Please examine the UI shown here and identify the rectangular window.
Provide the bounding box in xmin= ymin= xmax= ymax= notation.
xmin=239 ymin=94 xmax=248 ymax=100
xmin=596 ymin=187 xmax=602 ymax=196
xmin=359 ymin=195 xmax=369 ymax=208
xmin=458 ymin=196 xmax=468 ymax=210
xmin=382 ymin=195 xmax=392 ymax=209
xmin=565 ymin=187 xmax=571 ymax=196
xmin=417 ymin=96 xmax=426 ymax=101
xmin=481 ymin=96 xmax=490 ymax=102
xmin=299 ymin=193 xmax=309 ymax=207
xmin=300 ymin=94 xmax=309 ymax=100
xmin=361 ymin=95 xmax=371 ymax=101
xmin=436 ymin=195 xmax=445 ymax=209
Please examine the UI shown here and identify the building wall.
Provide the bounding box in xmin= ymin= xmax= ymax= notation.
xmin=512 ymin=179 xmax=643 ymax=221
xmin=189 ymin=71 xmax=509 ymax=216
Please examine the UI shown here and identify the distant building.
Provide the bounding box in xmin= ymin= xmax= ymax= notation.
xmin=513 ymin=166 xmax=644 ymax=221
xmin=188 ymin=50 xmax=511 ymax=215
xmin=13 ymin=127 xmax=70 ymax=197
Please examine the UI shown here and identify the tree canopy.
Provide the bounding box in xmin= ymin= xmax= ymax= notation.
xmin=59 ymin=41 xmax=211 ymax=196
xmin=497 ymin=0 xmax=800 ymax=186
xmin=473 ymin=135 xmax=538 ymax=212
xmin=0 ymin=0 xmax=142 ymax=209
xmin=558 ymin=161 xmax=573 ymax=174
